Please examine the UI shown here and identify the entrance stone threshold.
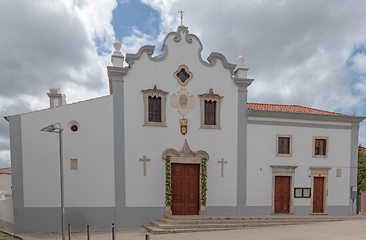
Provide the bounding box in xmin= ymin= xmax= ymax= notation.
xmin=143 ymin=215 xmax=366 ymax=234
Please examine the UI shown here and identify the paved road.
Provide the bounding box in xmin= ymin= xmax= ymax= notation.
xmin=17 ymin=219 xmax=366 ymax=240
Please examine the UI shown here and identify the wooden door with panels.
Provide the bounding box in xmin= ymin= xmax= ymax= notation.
xmin=274 ymin=176 xmax=290 ymax=213
xmin=171 ymin=163 xmax=200 ymax=215
xmin=313 ymin=177 xmax=324 ymax=213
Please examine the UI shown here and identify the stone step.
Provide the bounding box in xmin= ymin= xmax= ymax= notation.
xmin=151 ymin=220 xmax=300 ymax=230
xmin=166 ymin=215 xmax=352 ymax=221
xmin=143 ymin=224 xmax=232 ymax=234
xmin=143 ymin=215 xmax=366 ymax=234
xmin=158 ymin=217 xmax=341 ymax=225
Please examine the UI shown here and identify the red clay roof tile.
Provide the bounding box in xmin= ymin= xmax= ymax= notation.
xmin=247 ymin=103 xmax=348 ymax=116
xmin=0 ymin=167 xmax=11 ymax=174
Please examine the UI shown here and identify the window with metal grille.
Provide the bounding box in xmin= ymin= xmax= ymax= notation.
xmin=177 ymin=69 xmax=190 ymax=83
xmin=278 ymin=137 xmax=290 ymax=154
xmin=204 ymin=100 xmax=216 ymax=125
xmin=148 ymin=96 xmax=161 ymax=122
xmin=315 ymin=139 xmax=326 ymax=155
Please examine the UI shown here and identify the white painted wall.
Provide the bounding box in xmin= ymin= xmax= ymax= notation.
xmin=21 ymin=96 xmax=115 ymax=207
xmin=0 ymin=174 xmax=11 ymax=194
xmin=247 ymin=120 xmax=352 ymax=208
xmin=123 ymin=31 xmax=238 ymax=207
xmin=0 ymin=198 xmax=13 ymax=224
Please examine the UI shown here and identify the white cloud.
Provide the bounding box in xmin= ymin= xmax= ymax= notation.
xmin=2 ymin=0 xmax=366 ymax=164
xmin=139 ymin=0 xmax=366 ymax=114
xmin=0 ymin=0 xmax=117 ymax=167
xmin=0 ymin=151 xmax=10 ymax=169
xmin=137 ymin=0 xmax=366 ymax=145
xmin=353 ymin=81 xmax=366 ymax=94
xmin=0 ymin=97 xmax=16 ymax=113
xmin=122 ymin=26 xmax=161 ymax=55
xmin=349 ymin=52 xmax=366 ymax=75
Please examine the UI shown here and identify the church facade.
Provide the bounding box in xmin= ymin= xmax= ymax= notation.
xmin=4 ymin=25 xmax=364 ymax=233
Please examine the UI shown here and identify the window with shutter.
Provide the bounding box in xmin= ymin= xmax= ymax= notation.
xmin=312 ymin=137 xmax=328 ymax=158
xmin=204 ymin=100 xmax=216 ymax=125
xmin=142 ymin=85 xmax=168 ymax=127
xmin=278 ymin=137 xmax=290 ymax=154
xmin=315 ymin=139 xmax=327 ymax=155
xmin=148 ymin=96 xmax=162 ymax=122
xmin=276 ymin=134 xmax=292 ymax=157
xmin=199 ymin=88 xmax=223 ymax=130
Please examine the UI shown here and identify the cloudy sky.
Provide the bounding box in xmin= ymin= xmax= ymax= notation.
xmin=1 ymin=0 xmax=366 ymax=168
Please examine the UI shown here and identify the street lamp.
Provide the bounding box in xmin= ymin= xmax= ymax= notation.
xmin=41 ymin=123 xmax=65 ymax=240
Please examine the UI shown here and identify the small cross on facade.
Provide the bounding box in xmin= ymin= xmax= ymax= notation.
xmin=178 ymin=9 xmax=184 ymax=26
xmin=139 ymin=156 xmax=150 ymax=176
xmin=218 ymin=158 xmax=228 ymax=177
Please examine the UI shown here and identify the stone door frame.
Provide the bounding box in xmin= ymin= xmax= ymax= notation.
xmin=309 ymin=167 xmax=330 ymax=214
xmin=270 ymin=165 xmax=298 ymax=214
xmin=162 ymin=140 xmax=209 ymax=216
xmin=274 ymin=176 xmax=291 ymax=213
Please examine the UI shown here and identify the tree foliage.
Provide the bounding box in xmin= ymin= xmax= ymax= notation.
xmin=358 ymin=152 xmax=366 ymax=192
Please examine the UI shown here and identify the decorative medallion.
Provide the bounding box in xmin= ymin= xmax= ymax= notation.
xmin=180 ymin=117 xmax=188 ymax=135
xmin=171 ymin=88 xmax=195 ymax=116
xmin=173 ymin=65 xmax=193 ymax=86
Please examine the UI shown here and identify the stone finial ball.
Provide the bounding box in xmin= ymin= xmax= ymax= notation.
xmin=113 ymin=37 xmax=122 ymax=52
xmin=237 ymin=52 xmax=245 ymax=65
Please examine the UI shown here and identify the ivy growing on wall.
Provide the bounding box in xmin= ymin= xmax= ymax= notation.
xmin=201 ymin=157 xmax=208 ymax=206
xmin=165 ymin=156 xmax=172 ymax=206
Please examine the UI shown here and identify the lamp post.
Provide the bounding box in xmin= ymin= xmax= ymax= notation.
xmin=41 ymin=123 xmax=65 ymax=240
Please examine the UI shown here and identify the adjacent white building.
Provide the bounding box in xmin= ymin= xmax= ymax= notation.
xmin=4 ymin=25 xmax=364 ymax=233
xmin=0 ymin=167 xmax=12 ymax=199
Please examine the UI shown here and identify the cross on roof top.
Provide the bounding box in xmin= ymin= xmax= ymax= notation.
xmin=179 ymin=9 xmax=184 ymax=26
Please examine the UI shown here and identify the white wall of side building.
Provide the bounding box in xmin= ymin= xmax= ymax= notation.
xmin=0 ymin=174 xmax=11 ymax=194
xmin=20 ymin=96 xmax=114 ymax=208
xmin=247 ymin=119 xmax=352 ymax=210
xmin=123 ymin=32 xmax=238 ymax=208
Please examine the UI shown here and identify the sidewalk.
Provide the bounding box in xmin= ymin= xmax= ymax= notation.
xmin=17 ymin=218 xmax=366 ymax=240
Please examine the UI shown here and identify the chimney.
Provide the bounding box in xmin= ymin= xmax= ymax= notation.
xmin=47 ymin=88 xmax=66 ymax=108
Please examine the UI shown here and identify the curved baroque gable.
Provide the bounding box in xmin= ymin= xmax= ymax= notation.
xmin=125 ymin=26 xmax=236 ymax=76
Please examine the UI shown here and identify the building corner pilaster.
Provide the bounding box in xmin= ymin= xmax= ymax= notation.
xmin=349 ymin=122 xmax=359 ymax=215
xmin=108 ymin=58 xmax=129 ymax=227
xmin=233 ymin=52 xmax=254 ymax=214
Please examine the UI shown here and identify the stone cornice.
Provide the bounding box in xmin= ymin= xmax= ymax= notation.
xmin=248 ymin=109 xmax=366 ymax=124
xmin=206 ymin=52 xmax=236 ymax=72
xmin=270 ymin=165 xmax=298 ymax=173
xmin=125 ymin=45 xmax=169 ymax=69
xmin=107 ymin=66 xmax=129 ymax=80
xmin=232 ymin=77 xmax=254 ymax=89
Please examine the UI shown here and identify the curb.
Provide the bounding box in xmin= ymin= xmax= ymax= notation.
xmin=0 ymin=228 xmax=22 ymax=240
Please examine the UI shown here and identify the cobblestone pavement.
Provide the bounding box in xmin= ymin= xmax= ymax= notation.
xmin=16 ymin=219 xmax=366 ymax=240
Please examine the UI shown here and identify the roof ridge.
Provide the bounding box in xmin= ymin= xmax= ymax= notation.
xmin=247 ymin=102 xmax=348 ymax=116
xmin=4 ymin=95 xmax=111 ymax=121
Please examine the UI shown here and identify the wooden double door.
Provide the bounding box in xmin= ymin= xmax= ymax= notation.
xmin=274 ymin=176 xmax=290 ymax=213
xmin=171 ymin=163 xmax=200 ymax=215
xmin=313 ymin=177 xmax=324 ymax=213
